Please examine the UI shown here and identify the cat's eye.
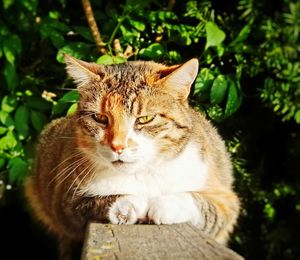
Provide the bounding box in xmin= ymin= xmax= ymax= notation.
xmin=92 ymin=114 xmax=109 ymax=125
xmin=136 ymin=115 xmax=155 ymax=124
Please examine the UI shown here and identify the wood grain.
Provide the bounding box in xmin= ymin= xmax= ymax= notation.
xmin=81 ymin=223 xmax=244 ymax=260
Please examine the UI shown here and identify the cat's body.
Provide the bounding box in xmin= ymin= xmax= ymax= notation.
xmin=25 ymin=55 xmax=240 ymax=259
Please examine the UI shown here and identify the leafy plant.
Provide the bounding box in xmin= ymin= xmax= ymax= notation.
xmin=0 ymin=0 xmax=299 ymax=259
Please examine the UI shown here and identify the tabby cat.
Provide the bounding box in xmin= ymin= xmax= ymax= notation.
xmin=25 ymin=54 xmax=240 ymax=259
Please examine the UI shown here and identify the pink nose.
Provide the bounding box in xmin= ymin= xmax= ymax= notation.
xmin=111 ymin=144 xmax=126 ymax=155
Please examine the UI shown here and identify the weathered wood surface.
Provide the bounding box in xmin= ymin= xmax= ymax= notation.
xmin=81 ymin=223 xmax=244 ymax=260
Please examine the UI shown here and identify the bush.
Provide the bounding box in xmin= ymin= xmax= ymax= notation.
xmin=0 ymin=0 xmax=299 ymax=259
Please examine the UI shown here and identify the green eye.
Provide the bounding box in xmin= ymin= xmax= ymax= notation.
xmin=92 ymin=114 xmax=109 ymax=125
xmin=137 ymin=115 xmax=155 ymax=124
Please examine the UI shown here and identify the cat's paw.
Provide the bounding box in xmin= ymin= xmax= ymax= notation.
xmin=108 ymin=195 xmax=148 ymax=224
xmin=148 ymin=193 xmax=201 ymax=225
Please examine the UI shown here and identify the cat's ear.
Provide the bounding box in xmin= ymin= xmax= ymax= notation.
xmin=158 ymin=58 xmax=199 ymax=100
xmin=64 ymin=54 xmax=102 ymax=87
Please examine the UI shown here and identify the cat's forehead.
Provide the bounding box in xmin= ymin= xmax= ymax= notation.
xmin=79 ymin=61 xmax=170 ymax=113
xmin=102 ymin=61 xmax=166 ymax=91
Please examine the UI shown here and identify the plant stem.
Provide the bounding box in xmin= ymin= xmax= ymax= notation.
xmin=107 ymin=16 xmax=126 ymax=55
xmin=81 ymin=0 xmax=107 ymax=54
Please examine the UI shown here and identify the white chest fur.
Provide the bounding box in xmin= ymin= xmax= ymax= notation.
xmin=81 ymin=143 xmax=208 ymax=197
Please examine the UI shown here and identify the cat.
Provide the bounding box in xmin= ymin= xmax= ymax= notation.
xmin=25 ymin=54 xmax=240 ymax=259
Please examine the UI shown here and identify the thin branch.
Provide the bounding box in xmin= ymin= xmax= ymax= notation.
xmin=81 ymin=0 xmax=107 ymax=54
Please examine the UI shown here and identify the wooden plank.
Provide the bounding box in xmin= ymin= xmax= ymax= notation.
xmin=81 ymin=223 xmax=244 ymax=260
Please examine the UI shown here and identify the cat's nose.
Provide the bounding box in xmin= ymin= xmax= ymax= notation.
xmin=111 ymin=143 xmax=126 ymax=155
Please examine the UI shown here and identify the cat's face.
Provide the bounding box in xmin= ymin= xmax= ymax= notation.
xmin=65 ymin=55 xmax=198 ymax=172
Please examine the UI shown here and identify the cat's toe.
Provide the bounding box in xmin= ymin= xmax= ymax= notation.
xmin=108 ymin=199 xmax=138 ymax=224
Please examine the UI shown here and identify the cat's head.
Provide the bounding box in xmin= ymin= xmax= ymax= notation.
xmin=64 ymin=54 xmax=198 ymax=172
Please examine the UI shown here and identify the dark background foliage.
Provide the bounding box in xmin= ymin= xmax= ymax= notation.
xmin=0 ymin=0 xmax=299 ymax=259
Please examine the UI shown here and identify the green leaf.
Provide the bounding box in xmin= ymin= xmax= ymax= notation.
xmin=139 ymin=43 xmax=164 ymax=60
xmin=205 ymin=22 xmax=226 ymax=49
xmin=96 ymin=55 xmax=127 ymax=65
xmin=52 ymin=102 xmax=69 ymax=116
xmin=263 ymin=203 xmax=275 ymax=220
xmin=0 ymin=111 xmax=15 ymax=130
xmin=50 ymin=31 xmax=65 ymax=48
xmin=207 ymin=104 xmax=224 ymax=122
xmin=210 ymin=75 xmax=228 ymax=104
xmin=0 ymin=158 xmax=5 ymax=169
xmin=3 ymin=34 xmax=22 ymax=64
xmin=97 ymin=54 xmax=114 ymax=65
xmin=128 ymin=19 xmax=146 ymax=31
xmin=3 ymin=0 xmax=14 ymax=9
xmin=113 ymin=56 xmax=127 ymax=64
xmin=14 ymin=105 xmax=30 ymax=140
xmin=59 ymin=91 xmax=80 ymax=103
xmin=120 ymin=25 xmax=140 ymax=44
xmin=294 ymin=110 xmax=300 ymax=124
xmin=49 ymin=11 xmax=60 ymax=19
xmin=1 ymin=95 xmax=18 ymax=113
xmin=0 ymin=26 xmax=9 ymax=36
xmin=25 ymin=96 xmax=52 ymax=111
xmin=30 ymin=110 xmax=48 ymax=132
xmin=52 ymin=91 xmax=80 ymax=116
xmin=0 ymin=126 xmax=7 ymax=135
xmin=229 ymin=22 xmax=252 ymax=49
xmin=8 ymin=157 xmax=28 ymax=184
xmin=224 ymin=79 xmax=242 ymax=117
xmin=0 ymin=131 xmax=17 ymax=150
xmin=194 ymin=68 xmax=215 ymax=101
xmin=40 ymin=20 xmax=65 ymax=48
xmin=20 ymin=0 xmax=38 ymax=14
xmin=0 ymin=43 xmax=2 ymax=59
xmin=41 ymin=18 xmax=70 ymax=35
xmin=4 ymin=62 xmax=18 ymax=91
xmin=67 ymin=103 xmax=78 ymax=116
xmin=57 ymin=42 xmax=92 ymax=63
xmin=216 ymin=45 xmax=225 ymax=57
xmin=168 ymin=50 xmax=182 ymax=63
xmin=73 ymin=26 xmax=93 ymax=42
xmin=158 ymin=10 xmax=178 ymax=20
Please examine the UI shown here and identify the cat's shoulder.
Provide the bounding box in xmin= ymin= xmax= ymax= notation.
xmin=189 ymin=108 xmax=217 ymax=131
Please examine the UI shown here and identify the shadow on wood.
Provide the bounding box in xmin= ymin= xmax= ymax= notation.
xmin=81 ymin=223 xmax=243 ymax=260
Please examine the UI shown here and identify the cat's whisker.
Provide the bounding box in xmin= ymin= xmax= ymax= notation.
xmin=48 ymin=155 xmax=88 ymax=186
xmin=48 ymin=151 xmax=84 ymax=187
xmin=78 ymin=164 xmax=98 ymax=197
xmin=66 ymin=163 xmax=93 ymax=196
xmin=49 ymin=149 xmax=83 ymax=175
xmin=55 ymin=157 xmax=89 ymax=188
xmin=71 ymin=164 xmax=96 ymax=201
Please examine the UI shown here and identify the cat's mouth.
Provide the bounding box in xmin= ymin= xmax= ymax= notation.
xmin=111 ymin=159 xmax=131 ymax=167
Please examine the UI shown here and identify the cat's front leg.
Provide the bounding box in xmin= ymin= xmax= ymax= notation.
xmin=108 ymin=195 xmax=148 ymax=224
xmin=148 ymin=193 xmax=202 ymax=225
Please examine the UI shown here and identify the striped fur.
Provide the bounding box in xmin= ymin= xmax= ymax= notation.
xmin=25 ymin=55 xmax=240 ymax=259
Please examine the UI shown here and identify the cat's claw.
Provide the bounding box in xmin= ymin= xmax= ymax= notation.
xmin=108 ymin=195 xmax=148 ymax=225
